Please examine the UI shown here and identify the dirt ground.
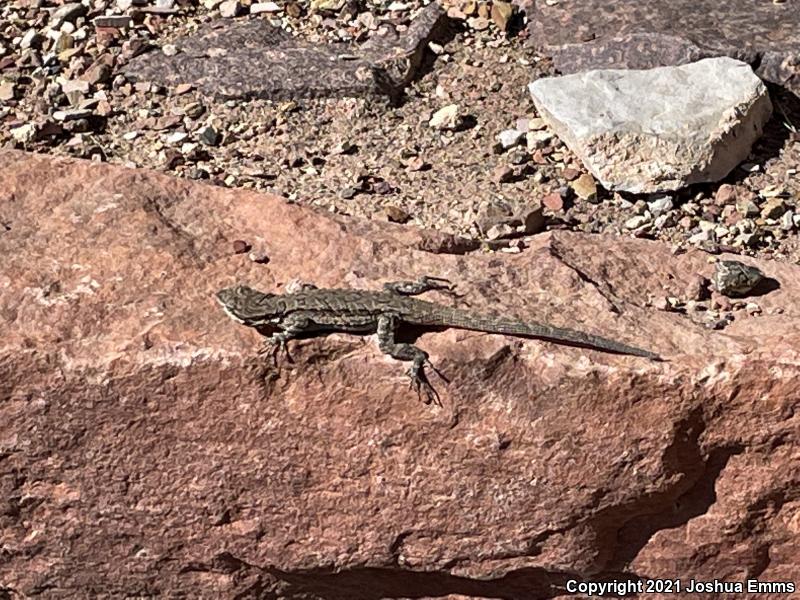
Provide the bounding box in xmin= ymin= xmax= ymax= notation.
xmin=3 ymin=0 xmax=799 ymax=260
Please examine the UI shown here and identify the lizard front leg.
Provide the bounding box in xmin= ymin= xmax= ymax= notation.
xmin=383 ymin=275 xmax=456 ymax=297
xmin=376 ymin=314 xmax=441 ymax=405
xmin=258 ymin=315 xmax=311 ymax=364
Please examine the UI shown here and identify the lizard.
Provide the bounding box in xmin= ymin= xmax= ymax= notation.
xmin=216 ymin=276 xmax=661 ymax=403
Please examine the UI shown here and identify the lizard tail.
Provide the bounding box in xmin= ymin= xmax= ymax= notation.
xmin=422 ymin=307 xmax=661 ymax=360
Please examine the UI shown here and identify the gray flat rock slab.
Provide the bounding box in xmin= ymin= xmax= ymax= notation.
xmin=528 ymin=57 xmax=773 ymax=193
xmin=124 ymin=3 xmax=445 ymax=101
xmin=524 ymin=0 xmax=800 ymax=97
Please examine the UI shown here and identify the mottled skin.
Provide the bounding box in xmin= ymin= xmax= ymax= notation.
xmin=216 ymin=276 xmax=660 ymax=403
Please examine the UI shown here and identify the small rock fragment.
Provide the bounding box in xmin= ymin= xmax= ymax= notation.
xmin=647 ymin=193 xmax=673 ymax=217
xmin=250 ymin=1 xmax=281 ymax=12
xmin=745 ymin=302 xmax=762 ymax=316
xmin=20 ymin=29 xmax=42 ymax=50
xmin=53 ymin=108 xmax=94 ymax=121
xmin=197 ymin=125 xmax=221 ymax=146
xmin=625 ymin=215 xmax=649 ymax=230
xmin=467 ymin=16 xmax=490 ymax=30
xmin=94 ymin=15 xmax=132 ymax=28
xmin=340 ymin=186 xmax=359 ymax=199
xmin=174 ymin=83 xmax=194 ymax=95
xmin=384 ymin=206 xmax=410 ymax=223
xmin=780 ymin=211 xmax=795 ymax=231
xmin=561 ymin=167 xmax=581 ymax=181
xmin=331 ymin=140 xmax=356 ymax=155
xmin=11 ymin=123 xmax=37 ymax=144
xmin=653 ymin=297 xmax=670 ymax=311
xmin=542 ymin=191 xmax=563 ymax=211
xmin=416 ymin=233 xmax=481 ymax=255
xmin=760 ymin=198 xmax=785 ymax=219
xmin=508 ymin=148 xmax=529 ymax=166
xmin=51 ymin=2 xmax=88 ymax=28
xmin=713 ymin=260 xmax=766 ymax=297
xmin=735 ymin=193 xmax=760 ymax=217
xmin=685 ymin=275 xmax=711 ymax=301
xmin=490 ymin=0 xmax=514 ymax=30
xmin=711 ymin=293 xmax=733 ymax=311
xmin=248 ymin=250 xmax=270 ymax=264
xmin=526 ymin=129 xmax=553 ymax=150
xmin=0 ymin=81 xmax=16 ymax=102
xmin=497 ymin=129 xmax=525 ymax=149
xmin=219 ymin=0 xmax=243 ymax=17
xmin=570 ymin=173 xmax=597 ymax=201
xmin=714 ymin=183 xmax=737 ymax=205
xmin=429 ymin=104 xmax=462 ymax=131
xmin=232 ymin=239 xmax=251 ymax=254
xmin=492 ymin=165 xmax=515 ymax=183
xmin=486 ymin=223 xmax=514 ymax=240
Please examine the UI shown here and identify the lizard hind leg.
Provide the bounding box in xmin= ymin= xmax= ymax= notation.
xmin=377 ymin=314 xmax=442 ymax=405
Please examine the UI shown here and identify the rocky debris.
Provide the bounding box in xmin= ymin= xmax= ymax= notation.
xmin=476 ymin=199 xmax=544 ymax=238
xmin=524 ymin=0 xmax=800 ymax=97
xmin=528 ymin=57 xmax=773 ymax=193
xmin=647 ymin=258 xmax=774 ymax=329
xmin=2 ymin=151 xmax=800 ymax=596
xmin=714 ymin=260 xmax=767 ymax=297
xmin=124 ymin=2 xmax=448 ymax=101
xmin=0 ymin=0 xmax=798 ymax=261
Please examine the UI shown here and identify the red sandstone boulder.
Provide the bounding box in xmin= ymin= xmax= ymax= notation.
xmin=0 ymin=150 xmax=798 ymax=597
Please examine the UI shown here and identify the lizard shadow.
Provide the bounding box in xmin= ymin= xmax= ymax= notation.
xmin=733 ymin=276 xmax=780 ymax=298
xmin=254 ymin=323 xmax=665 ymax=374
xmin=397 ymin=324 xmax=665 ymax=364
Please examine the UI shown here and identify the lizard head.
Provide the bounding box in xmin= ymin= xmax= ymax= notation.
xmin=216 ymin=284 xmax=283 ymax=327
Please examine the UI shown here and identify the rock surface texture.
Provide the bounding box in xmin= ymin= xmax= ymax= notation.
xmin=124 ymin=3 xmax=446 ymax=101
xmin=528 ymin=58 xmax=773 ymax=193
xmin=1 ymin=150 xmax=799 ymax=597
xmin=524 ymin=0 xmax=800 ymax=97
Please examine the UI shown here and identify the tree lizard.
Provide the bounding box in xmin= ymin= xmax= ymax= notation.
xmin=216 ymin=276 xmax=661 ymax=403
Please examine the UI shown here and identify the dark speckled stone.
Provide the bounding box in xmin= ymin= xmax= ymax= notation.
xmin=124 ymin=3 xmax=446 ymax=101
xmin=525 ymin=0 xmax=800 ymax=96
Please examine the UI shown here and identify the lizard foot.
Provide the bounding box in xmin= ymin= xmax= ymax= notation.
xmin=406 ymin=361 xmax=443 ymax=406
xmin=258 ymin=335 xmax=293 ymax=366
xmin=383 ymin=276 xmax=461 ymax=299
xmin=421 ymin=276 xmax=466 ymax=300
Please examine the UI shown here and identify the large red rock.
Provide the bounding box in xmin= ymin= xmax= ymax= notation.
xmin=0 ymin=150 xmax=798 ymax=597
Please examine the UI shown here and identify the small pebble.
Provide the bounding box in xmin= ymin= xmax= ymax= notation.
xmin=542 ymin=191 xmax=563 ymax=212
xmin=385 ymin=206 xmax=410 ymax=223
xmin=232 ymin=239 xmax=251 ymax=254
xmin=745 ymin=302 xmax=762 ymax=316
xmin=497 ymin=129 xmax=525 ymax=149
